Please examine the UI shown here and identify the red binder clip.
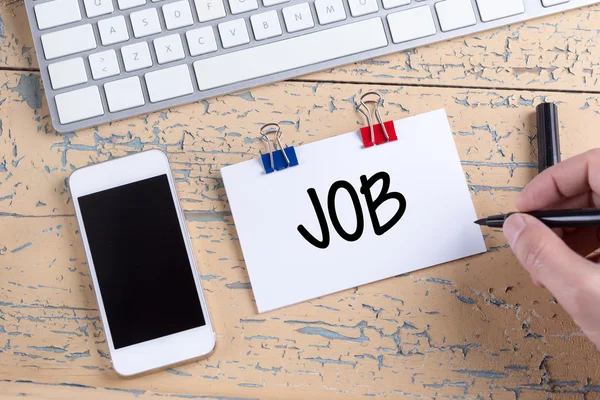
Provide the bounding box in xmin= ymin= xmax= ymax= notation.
xmin=357 ymin=92 xmax=398 ymax=148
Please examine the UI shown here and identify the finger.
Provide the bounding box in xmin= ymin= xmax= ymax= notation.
xmin=516 ymin=149 xmax=600 ymax=212
xmin=503 ymin=213 xmax=594 ymax=289
xmin=504 ymin=213 xmax=600 ymax=347
xmin=533 ymin=191 xmax=600 ymax=255
xmin=543 ymin=191 xmax=595 ymax=211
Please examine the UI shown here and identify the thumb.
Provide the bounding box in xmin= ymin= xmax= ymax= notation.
xmin=504 ymin=213 xmax=600 ymax=348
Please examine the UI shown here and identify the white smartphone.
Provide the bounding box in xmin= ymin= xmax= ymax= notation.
xmin=70 ymin=149 xmax=215 ymax=377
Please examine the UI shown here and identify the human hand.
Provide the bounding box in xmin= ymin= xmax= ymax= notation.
xmin=503 ymin=149 xmax=600 ymax=349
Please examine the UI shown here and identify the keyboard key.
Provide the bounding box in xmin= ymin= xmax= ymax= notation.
xmin=121 ymin=41 xmax=153 ymax=71
xmin=315 ymin=0 xmax=346 ymax=24
xmin=194 ymin=17 xmax=387 ymax=90
xmin=55 ymin=86 xmax=104 ymax=124
xmin=48 ymin=57 xmax=87 ymax=90
xmin=83 ymin=0 xmax=114 ymax=18
xmin=145 ymin=64 xmax=194 ymax=102
xmin=542 ymin=0 xmax=569 ymax=5
xmin=347 ymin=0 xmax=378 ymax=17
xmin=163 ymin=0 xmax=194 ymax=29
xmin=381 ymin=0 xmax=409 ymax=10
xmin=104 ymin=77 xmax=145 ymax=112
xmin=98 ymin=16 xmax=129 ymax=45
xmin=387 ymin=5 xmax=436 ymax=43
xmin=435 ymin=0 xmax=477 ymax=32
xmin=229 ymin=0 xmax=259 ymax=15
xmin=218 ymin=18 xmax=250 ymax=48
xmin=89 ymin=49 xmax=120 ymax=80
xmin=263 ymin=0 xmax=288 ymax=5
xmin=41 ymin=24 xmax=96 ymax=60
xmin=283 ymin=3 xmax=314 ymax=32
xmin=475 ymin=0 xmax=524 ymax=22
xmin=34 ymin=0 xmax=81 ymax=30
xmin=251 ymin=10 xmax=282 ymax=40
xmin=154 ymin=34 xmax=185 ymax=64
xmin=118 ymin=0 xmax=146 ymax=9
xmin=194 ymin=0 xmax=226 ymax=22
xmin=186 ymin=26 xmax=218 ymax=55
xmin=131 ymin=8 xmax=162 ymax=37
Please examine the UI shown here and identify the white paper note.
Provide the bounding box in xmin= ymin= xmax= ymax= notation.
xmin=221 ymin=109 xmax=486 ymax=313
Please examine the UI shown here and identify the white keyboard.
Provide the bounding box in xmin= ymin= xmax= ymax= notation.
xmin=25 ymin=0 xmax=599 ymax=132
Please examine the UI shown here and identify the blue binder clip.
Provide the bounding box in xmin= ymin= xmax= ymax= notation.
xmin=260 ymin=123 xmax=299 ymax=174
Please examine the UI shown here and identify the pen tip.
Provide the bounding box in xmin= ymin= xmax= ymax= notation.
xmin=474 ymin=218 xmax=486 ymax=225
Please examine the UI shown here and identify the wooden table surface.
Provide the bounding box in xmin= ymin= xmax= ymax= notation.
xmin=2 ymin=1 xmax=600 ymax=399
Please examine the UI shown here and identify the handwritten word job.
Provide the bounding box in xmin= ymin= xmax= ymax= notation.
xmin=297 ymin=172 xmax=407 ymax=249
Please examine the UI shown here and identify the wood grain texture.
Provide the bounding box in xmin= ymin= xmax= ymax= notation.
xmin=2 ymin=1 xmax=600 ymax=398
xmin=1 ymin=68 xmax=600 ymax=398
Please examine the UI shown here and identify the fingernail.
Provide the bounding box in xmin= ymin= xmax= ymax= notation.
xmin=504 ymin=214 xmax=527 ymax=248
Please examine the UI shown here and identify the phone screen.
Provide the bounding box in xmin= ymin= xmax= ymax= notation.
xmin=77 ymin=174 xmax=206 ymax=349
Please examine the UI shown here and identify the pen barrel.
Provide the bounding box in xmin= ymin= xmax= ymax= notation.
xmin=528 ymin=209 xmax=600 ymax=227
xmin=536 ymin=103 xmax=561 ymax=173
xmin=480 ymin=209 xmax=600 ymax=228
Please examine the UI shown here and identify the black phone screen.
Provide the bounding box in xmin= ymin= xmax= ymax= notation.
xmin=77 ymin=174 xmax=206 ymax=349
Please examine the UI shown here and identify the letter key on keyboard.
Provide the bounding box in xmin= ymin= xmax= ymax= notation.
xmin=250 ymin=11 xmax=283 ymax=40
xmin=98 ymin=16 xmax=129 ymax=46
xmin=83 ymin=0 xmax=114 ymax=17
xmin=162 ymin=0 xmax=194 ymax=29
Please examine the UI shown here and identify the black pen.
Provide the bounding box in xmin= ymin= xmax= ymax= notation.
xmin=475 ymin=209 xmax=600 ymax=228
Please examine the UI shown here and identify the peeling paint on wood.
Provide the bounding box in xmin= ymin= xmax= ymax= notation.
xmin=1 ymin=2 xmax=600 ymax=398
